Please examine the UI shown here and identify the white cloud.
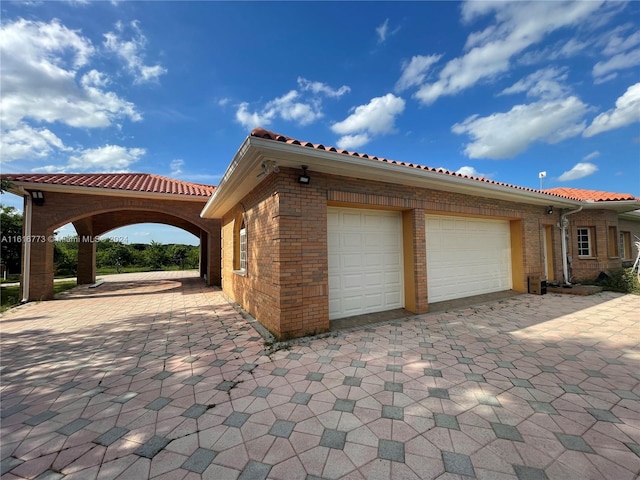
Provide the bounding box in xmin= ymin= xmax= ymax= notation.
xmin=395 ymin=55 xmax=442 ymax=92
xmin=103 ymin=20 xmax=167 ymax=84
xmin=500 ymin=67 xmax=570 ymax=99
xmin=297 ymin=77 xmax=350 ymax=98
xmin=452 ymin=96 xmax=588 ymax=159
xmin=558 ymin=162 xmax=598 ymax=181
xmin=0 ymin=18 xmax=140 ymax=130
xmin=331 ymin=94 xmax=405 ymax=149
xmin=236 ymin=78 xmax=348 ymax=129
xmin=583 ymin=83 xmax=640 ymax=137
xmin=456 ymin=166 xmax=489 ymax=179
xmin=414 ymin=1 xmax=605 ymax=104
xmin=65 ymin=145 xmax=146 ymax=172
xmin=170 ymin=159 xmax=184 ymax=176
xmin=602 ymin=27 xmax=640 ymax=56
xmin=376 ymin=19 xmax=389 ymax=43
xmin=235 ymin=91 xmax=322 ymax=130
xmin=583 ymin=151 xmax=600 ymax=161
xmin=1 ymin=123 xmax=70 ymax=162
xmin=592 ymin=48 xmax=640 ymax=82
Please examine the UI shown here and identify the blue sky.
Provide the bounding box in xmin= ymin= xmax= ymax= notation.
xmin=1 ymin=1 xmax=639 ymax=245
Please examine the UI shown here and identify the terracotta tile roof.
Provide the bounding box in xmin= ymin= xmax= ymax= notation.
xmin=543 ymin=187 xmax=637 ymax=202
xmin=1 ymin=173 xmax=215 ymax=197
xmin=250 ymin=127 xmax=637 ymax=203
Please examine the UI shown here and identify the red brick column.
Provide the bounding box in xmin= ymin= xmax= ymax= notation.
xmin=73 ymin=218 xmax=96 ymax=285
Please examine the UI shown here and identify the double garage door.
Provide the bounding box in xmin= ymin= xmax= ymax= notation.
xmin=328 ymin=208 xmax=512 ymax=319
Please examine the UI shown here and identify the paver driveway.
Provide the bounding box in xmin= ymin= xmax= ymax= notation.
xmin=1 ymin=271 xmax=639 ymax=479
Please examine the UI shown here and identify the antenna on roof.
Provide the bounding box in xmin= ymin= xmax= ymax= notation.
xmin=538 ymin=171 xmax=547 ymax=190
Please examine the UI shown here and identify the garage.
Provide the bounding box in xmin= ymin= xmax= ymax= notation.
xmin=426 ymin=215 xmax=512 ymax=303
xmin=327 ymin=207 xmax=404 ymax=320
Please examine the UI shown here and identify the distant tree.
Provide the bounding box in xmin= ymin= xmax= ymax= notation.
xmin=145 ymin=240 xmax=168 ymax=269
xmin=0 ymin=205 xmax=23 ymax=274
xmin=0 ymin=178 xmax=13 ymax=193
xmin=97 ymin=239 xmax=133 ymax=271
xmin=54 ymin=237 xmax=78 ymax=276
xmin=168 ymin=244 xmax=189 ymax=269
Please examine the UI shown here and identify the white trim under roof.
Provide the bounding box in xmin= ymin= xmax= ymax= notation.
xmin=201 ymin=136 xmax=587 ymax=218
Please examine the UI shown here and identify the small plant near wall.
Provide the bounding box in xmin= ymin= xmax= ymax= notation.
xmin=593 ymin=268 xmax=640 ymax=294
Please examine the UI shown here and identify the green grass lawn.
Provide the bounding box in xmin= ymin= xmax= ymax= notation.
xmin=1 ymin=280 xmax=78 ymax=313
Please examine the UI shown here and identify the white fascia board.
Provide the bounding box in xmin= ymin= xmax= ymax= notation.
xmin=581 ymin=200 xmax=640 ymax=213
xmin=201 ymin=136 xmax=584 ymax=218
xmin=9 ymin=182 xmax=210 ymax=203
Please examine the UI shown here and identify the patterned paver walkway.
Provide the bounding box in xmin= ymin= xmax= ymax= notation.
xmin=1 ymin=271 xmax=639 ymax=479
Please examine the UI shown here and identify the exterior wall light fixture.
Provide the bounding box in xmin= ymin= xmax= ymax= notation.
xmin=547 ymin=205 xmax=554 ymax=215
xmin=298 ymin=165 xmax=310 ymax=185
xmin=30 ymin=190 xmax=45 ymax=206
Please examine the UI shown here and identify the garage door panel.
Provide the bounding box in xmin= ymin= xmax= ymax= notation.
xmin=328 ymin=207 xmax=404 ymax=320
xmin=426 ymin=215 xmax=512 ymax=303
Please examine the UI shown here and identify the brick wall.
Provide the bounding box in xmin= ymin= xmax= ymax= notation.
xmin=619 ymin=218 xmax=640 ymax=266
xmin=221 ymin=167 xmax=595 ymax=338
xmin=568 ymin=209 xmax=624 ymax=281
xmin=22 ymin=190 xmax=219 ymax=301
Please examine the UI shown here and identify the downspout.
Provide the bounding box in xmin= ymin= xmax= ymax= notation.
xmin=560 ymin=206 xmax=583 ymax=286
xmin=22 ymin=192 xmax=32 ymax=302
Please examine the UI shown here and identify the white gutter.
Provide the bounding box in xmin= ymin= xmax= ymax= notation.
xmin=560 ymin=206 xmax=583 ymax=285
xmin=21 ymin=192 xmax=32 ymax=302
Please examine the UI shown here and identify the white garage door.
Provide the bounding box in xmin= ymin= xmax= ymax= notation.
xmin=328 ymin=207 xmax=404 ymax=320
xmin=426 ymin=215 xmax=512 ymax=303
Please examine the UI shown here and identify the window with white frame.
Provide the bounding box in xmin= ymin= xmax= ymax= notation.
xmin=577 ymin=227 xmax=593 ymax=257
xmin=239 ymin=221 xmax=247 ymax=271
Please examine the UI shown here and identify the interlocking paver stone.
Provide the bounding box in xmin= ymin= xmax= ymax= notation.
xmin=269 ymin=419 xmax=295 ymax=438
xmin=320 ymin=429 xmax=347 ymax=450
xmin=511 ymin=378 xmax=534 ymax=388
xmin=182 ymin=404 xmax=208 ymax=419
xmin=124 ymin=367 xmax=145 ymax=376
xmin=183 ymin=375 xmax=204 ymax=385
xmin=224 ymin=411 xmax=250 ymax=428
xmin=135 ymin=435 xmax=171 ymax=458
xmin=210 ymin=359 xmax=227 ymax=367
xmin=424 ymin=368 xmax=442 ymax=377
xmin=491 ymin=422 xmax=524 ymax=442
xmin=306 ymin=372 xmax=324 ymax=381
xmin=343 ymin=376 xmax=362 ymax=387
xmin=146 ymin=397 xmax=173 ymax=411
xmin=560 ymin=384 xmax=585 ymax=394
xmin=334 ymin=399 xmax=355 ymax=413
xmin=613 ymin=390 xmax=640 ymax=400
xmin=434 ymin=413 xmax=460 ymax=430
xmin=351 ymin=360 xmax=366 ymax=368
xmin=182 ymin=448 xmax=217 ymax=474
xmin=421 ymin=353 xmax=437 ymax=361
xmin=428 ymin=387 xmax=450 ymax=399
xmin=1 ymin=404 xmax=29 ymax=418
xmin=112 ymin=391 xmax=138 ymax=403
xmin=582 ymin=369 xmax=607 ymax=378
xmin=513 ymin=465 xmax=549 ymax=480
xmin=238 ymin=460 xmax=272 ymax=480
xmin=555 ymin=433 xmax=595 ymax=453
xmin=385 ymin=381 xmax=403 ymax=392
xmin=56 ymin=418 xmax=92 ymax=436
xmin=586 ymin=408 xmax=622 ymax=423
xmin=34 ymin=470 xmax=64 ymax=480
xmin=386 ymin=364 xmax=402 ymax=372
xmin=272 ymin=367 xmax=289 ymax=376
xmin=625 ymin=443 xmax=640 ymax=457
xmin=152 ymin=371 xmax=173 ymax=380
xmin=291 ymin=392 xmax=312 ymax=405
xmin=378 ymin=439 xmax=405 ymax=463
xmin=0 ymin=457 xmax=23 ymax=475
xmin=465 ymin=372 xmax=485 ymax=382
xmin=382 ymin=405 xmax=404 ymax=420
xmin=251 ymin=386 xmax=272 ymax=398
xmin=476 ymin=394 xmax=501 ymax=407
xmin=528 ymin=401 xmax=558 ymax=415
xmin=215 ymin=380 xmax=237 ymax=391
xmin=442 ymin=451 xmax=475 ymax=477
xmin=93 ymin=427 xmax=129 ymax=446
xmin=24 ymin=410 xmax=58 ymax=426
xmin=58 ymin=380 xmax=80 ymax=391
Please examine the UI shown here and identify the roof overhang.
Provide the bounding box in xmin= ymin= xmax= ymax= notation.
xmin=5 ymin=182 xmax=210 ymax=203
xmin=579 ymin=200 xmax=640 ymax=213
xmin=201 ymin=136 xmax=584 ymax=218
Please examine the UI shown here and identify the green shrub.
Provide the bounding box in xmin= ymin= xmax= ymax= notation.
xmin=598 ymin=268 xmax=640 ymax=294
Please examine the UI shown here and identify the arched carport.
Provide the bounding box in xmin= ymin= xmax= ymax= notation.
xmin=2 ymin=173 xmax=220 ymax=301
